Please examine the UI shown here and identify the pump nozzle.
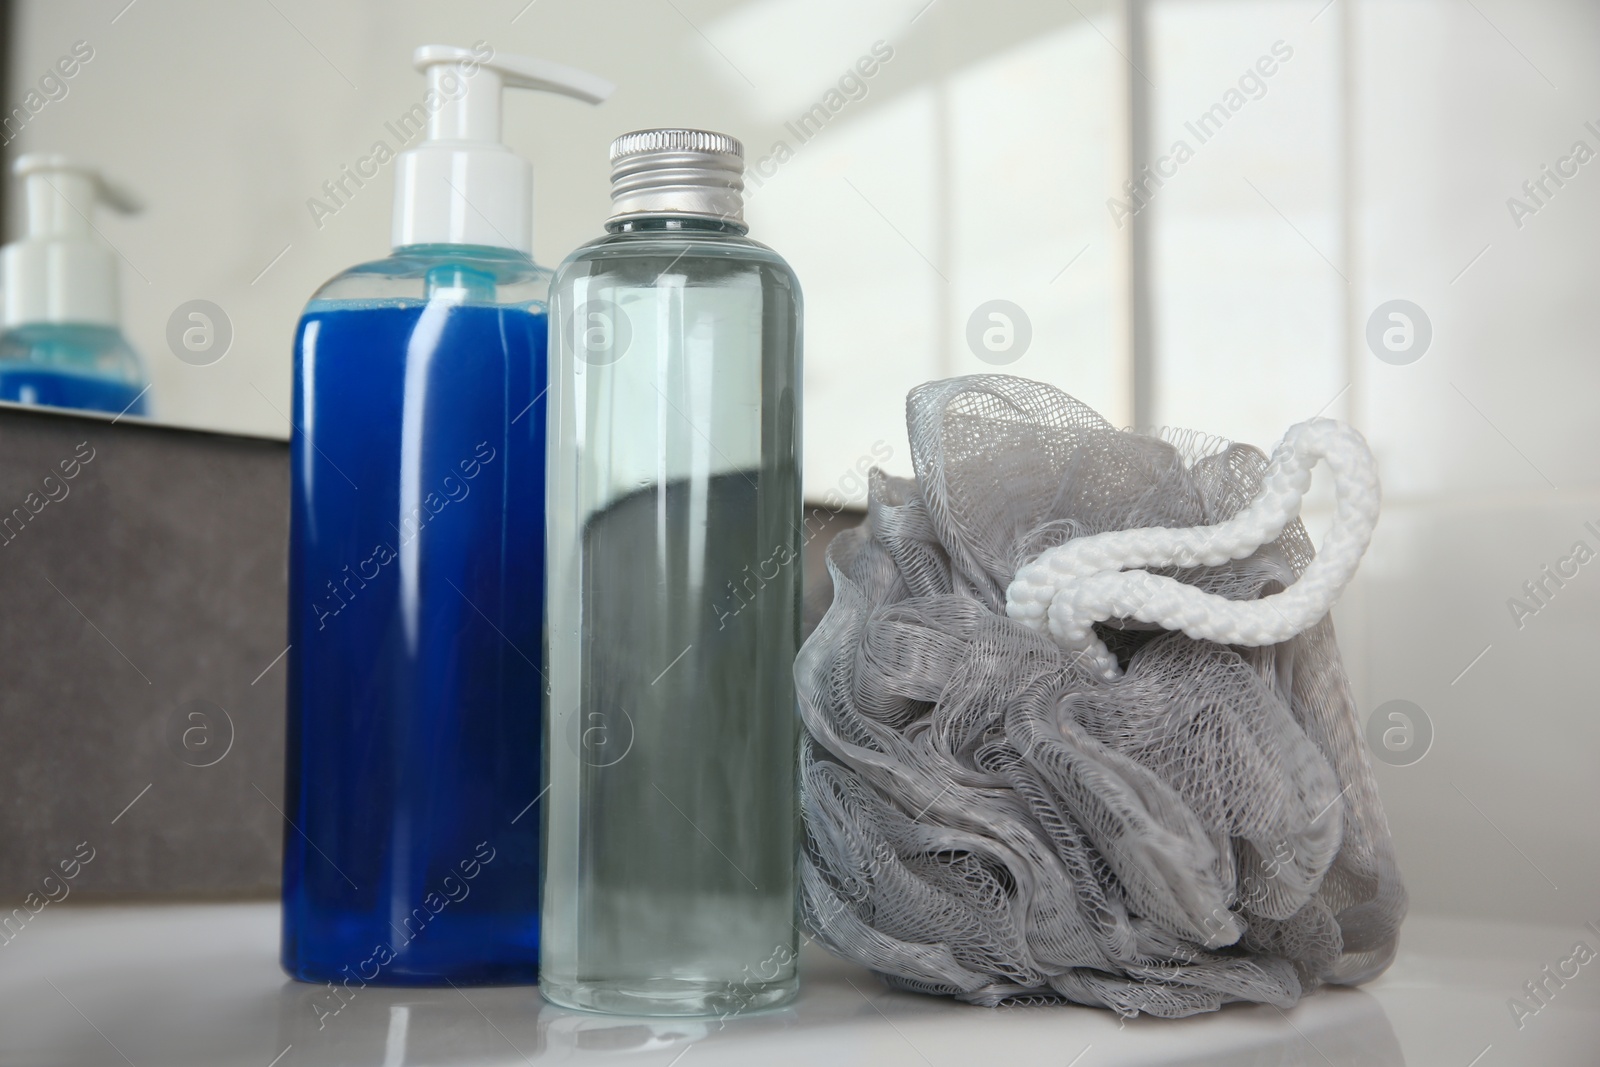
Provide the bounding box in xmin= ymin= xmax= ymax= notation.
xmin=3 ymin=154 xmax=139 ymax=329
xmin=393 ymin=45 xmax=614 ymax=254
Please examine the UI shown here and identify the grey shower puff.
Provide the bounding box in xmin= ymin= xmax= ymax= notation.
xmin=796 ymin=375 xmax=1406 ymax=1016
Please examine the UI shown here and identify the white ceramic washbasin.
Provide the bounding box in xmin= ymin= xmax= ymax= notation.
xmin=0 ymin=903 xmax=1594 ymax=1065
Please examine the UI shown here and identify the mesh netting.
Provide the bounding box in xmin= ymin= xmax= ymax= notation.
xmin=797 ymin=375 xmax=1406 ymax=1016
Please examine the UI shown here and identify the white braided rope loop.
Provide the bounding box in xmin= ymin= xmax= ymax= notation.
xmin=1005 ymin=418 xmax=1380 ymax=680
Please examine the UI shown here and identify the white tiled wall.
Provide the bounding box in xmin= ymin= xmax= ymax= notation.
xmin=1147 ymin=0 xmax=1600 ymax=925
xmin=1349 ymin=0 xmax=1600 ymax=926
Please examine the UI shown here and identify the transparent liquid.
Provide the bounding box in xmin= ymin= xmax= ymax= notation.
xmin=542 ymin=222 xmax=802 ymax=1015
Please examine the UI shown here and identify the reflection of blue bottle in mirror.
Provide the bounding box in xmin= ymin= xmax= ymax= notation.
xmin=281 ymin=44 xmax=611 ymax=985
xmin=0 ymin=155 xmax=148 ymax=415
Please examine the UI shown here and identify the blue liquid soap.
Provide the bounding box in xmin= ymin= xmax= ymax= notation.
xmin=279 ymin=42 xmax=610 ymax=988
xmin=0 ymin=321 xmax=147 ymax=416
xmin=282 ymin=249 xmax=548 ymax=985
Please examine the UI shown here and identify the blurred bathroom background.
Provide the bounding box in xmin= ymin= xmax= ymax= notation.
xmin=3 ymin=0 xmax=1596 ymax=944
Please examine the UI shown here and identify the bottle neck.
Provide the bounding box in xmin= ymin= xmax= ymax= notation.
xmin=605 ymin=216 xmax=748 ymax=236
xmin=392 ymin=242 xmax=534 ymax=262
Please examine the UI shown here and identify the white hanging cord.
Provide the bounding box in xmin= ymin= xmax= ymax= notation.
xmin=1005 ymin=418 xmax=1381 ymax=681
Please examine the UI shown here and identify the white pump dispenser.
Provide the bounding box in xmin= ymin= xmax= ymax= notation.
xmin=392 ymin=46 xmax=613 ymax=254
xmin=2 ymin=154 xmax=140 ymax=329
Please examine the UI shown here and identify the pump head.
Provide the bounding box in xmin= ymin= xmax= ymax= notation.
xmin=392 ymin=45 xmax=613 ymax=254
xmin=2 ymin=154 xmax=140 ymax=330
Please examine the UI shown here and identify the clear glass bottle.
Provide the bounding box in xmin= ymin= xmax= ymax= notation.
xmin=542 ymin=129 xmax=803 ymax=1016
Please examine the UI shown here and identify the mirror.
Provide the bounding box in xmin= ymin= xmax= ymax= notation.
xmin=3 ymin=0 xmax=1127 ymax=506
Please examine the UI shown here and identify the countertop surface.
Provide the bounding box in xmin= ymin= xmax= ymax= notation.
xmin=0 ymin=903 xmax=1595 ymax=1066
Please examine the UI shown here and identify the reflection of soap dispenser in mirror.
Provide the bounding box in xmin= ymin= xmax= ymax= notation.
xmin=0 ymin=154 xmax=148 ymax=416
xmin=281 ymin=43 xmax=611 ymax=985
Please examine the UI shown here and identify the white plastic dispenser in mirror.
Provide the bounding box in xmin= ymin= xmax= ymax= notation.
xmin=282 ymin=44 xmax=611 ymax=986
xmin=541 ymin=129 xmax=804 ymax=1016
xmin=0 ymin=155 xmax=148 ymax=416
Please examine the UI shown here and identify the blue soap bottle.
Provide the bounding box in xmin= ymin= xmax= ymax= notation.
xmin=282 ymin=44 xmax=611 ymax=985
xmin=0 ymin=155 xmax=148 ymax=416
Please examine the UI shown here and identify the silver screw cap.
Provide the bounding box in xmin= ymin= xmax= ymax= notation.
xmin=607 ymin=128 xmax=745 ymax=227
